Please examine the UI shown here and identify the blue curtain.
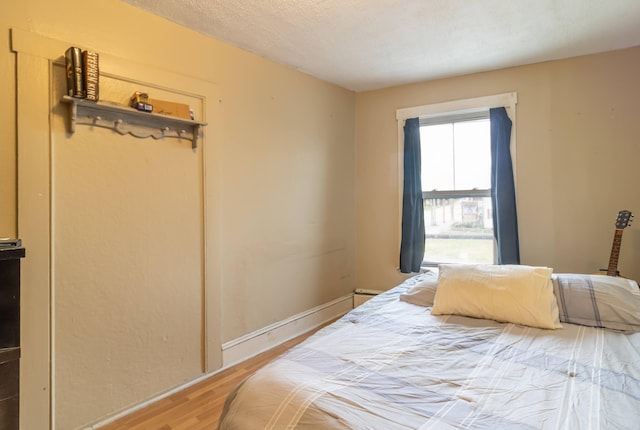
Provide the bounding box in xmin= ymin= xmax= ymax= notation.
xmin=490 ymin=107 xmax=520 ymax=264
xmin=399 ymin=117 xmax=425 ymax=273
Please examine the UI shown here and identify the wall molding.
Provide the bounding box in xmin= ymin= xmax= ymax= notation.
xmin=11 ymin=27 xmax=222 ymax=429
xmin=222 ymin=294 xmax=353 ymax=367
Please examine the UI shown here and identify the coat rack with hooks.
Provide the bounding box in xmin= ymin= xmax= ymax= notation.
xmin=61 ymin=95 xmax=207 ymax=149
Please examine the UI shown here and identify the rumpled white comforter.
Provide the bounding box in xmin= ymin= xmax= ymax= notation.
xmin=218 ymin=280 xmax=640 ymax=429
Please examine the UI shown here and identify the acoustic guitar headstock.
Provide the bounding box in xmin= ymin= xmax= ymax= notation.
xmin=615 ymin=210 xmax=633 ymax=230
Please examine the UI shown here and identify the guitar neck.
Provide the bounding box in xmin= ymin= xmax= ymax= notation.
xmin=606 ymin=229 xmax=624 ymax=276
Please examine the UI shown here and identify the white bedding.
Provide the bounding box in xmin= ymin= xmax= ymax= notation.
xmin=218 ymin=277 xmax=640 ymax=429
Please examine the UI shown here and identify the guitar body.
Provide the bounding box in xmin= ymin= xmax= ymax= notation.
xmin=595 ymin=210 xmax=633 ymax=277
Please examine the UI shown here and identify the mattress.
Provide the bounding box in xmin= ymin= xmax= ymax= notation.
xmin=218 ymin=274 xmax=640 ymax=429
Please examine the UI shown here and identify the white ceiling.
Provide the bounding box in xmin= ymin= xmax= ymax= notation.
xmin=119 ymin=0 xmax=640 ymax=92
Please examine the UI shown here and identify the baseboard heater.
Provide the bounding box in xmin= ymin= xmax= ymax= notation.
xmin=353 ymin=289 xmax=383 ymax=307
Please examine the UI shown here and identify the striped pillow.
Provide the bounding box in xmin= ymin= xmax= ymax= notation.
xmin=552 ymin=274 xmax=640 ymax=332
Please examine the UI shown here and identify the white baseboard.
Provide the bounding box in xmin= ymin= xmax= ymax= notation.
xmin=90 ymin=293 xmax=353 ymax=429
xmin=222 ymin=293 xmax=353 ymax=367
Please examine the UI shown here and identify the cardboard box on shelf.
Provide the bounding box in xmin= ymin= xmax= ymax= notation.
xmin=150 ymin=98 xmax=191 ymax=120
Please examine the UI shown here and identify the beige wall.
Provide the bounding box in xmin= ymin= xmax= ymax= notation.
xmin=355 ymin=46 xmax=640 ymax=289
xmin=1 ymin=0 xmax=355 ymax=428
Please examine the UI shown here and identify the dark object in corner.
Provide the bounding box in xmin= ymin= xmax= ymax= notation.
xmin=0 ymin=245 xmax=25 ymax=430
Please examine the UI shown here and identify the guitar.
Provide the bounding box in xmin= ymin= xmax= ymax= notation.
xmin=597 ymin=210 xmax=633 ymax=277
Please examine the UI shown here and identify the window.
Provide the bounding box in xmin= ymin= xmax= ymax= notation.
xmin=396 ymin=93 xmax=517 ymax=269
xmin=421 ymin=113 xmax=493 ymax=264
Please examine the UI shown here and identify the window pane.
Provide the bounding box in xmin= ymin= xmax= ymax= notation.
xmin=420 ymin=119 xmax=490 ymax=191
xmin=419 ymin=116 xmax=493 ymax=265
xmin=420 ymin=124 xmax=453 ymax=191
xmin=423 ymin=196 xmax=494 ymax=264
xmin=453 ymin=120 xmax=490 ymax=190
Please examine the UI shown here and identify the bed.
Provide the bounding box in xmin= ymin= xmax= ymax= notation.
xmin=218 ymin=265 xmax=640 ymax=429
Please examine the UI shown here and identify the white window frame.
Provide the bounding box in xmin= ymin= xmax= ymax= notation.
xmin=395 ymin=92 xmax=518 ymax=267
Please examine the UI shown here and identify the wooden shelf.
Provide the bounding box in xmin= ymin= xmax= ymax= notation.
xmin=61 ymin=96 xmax=207 ymax=149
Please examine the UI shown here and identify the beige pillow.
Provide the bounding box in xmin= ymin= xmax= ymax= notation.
xmin=432 ymin=264 xmax=561 ymax=329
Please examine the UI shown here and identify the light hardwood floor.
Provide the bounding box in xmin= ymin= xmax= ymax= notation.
xmin=100 ymin=321 xmax=333 ymax=430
